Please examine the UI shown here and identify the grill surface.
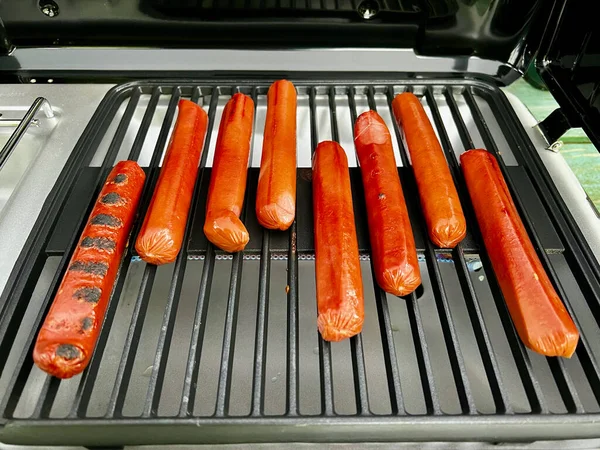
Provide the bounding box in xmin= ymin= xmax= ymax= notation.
xmin=1 ymin=77 xmax=600 ymax=446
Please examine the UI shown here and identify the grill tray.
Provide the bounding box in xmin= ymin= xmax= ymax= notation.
xmin=1 ymin=77 xmax=600 ymax=446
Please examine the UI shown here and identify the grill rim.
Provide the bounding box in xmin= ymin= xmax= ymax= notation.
xmin=1 ymin=74 xmax=600 ymax=444
xmin=3 ymin=415 xmax=600 ymax=445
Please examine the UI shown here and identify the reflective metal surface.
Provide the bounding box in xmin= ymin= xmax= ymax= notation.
xmin=0 ymin=84 xmax=114 ymax=295
xmin=0 ymin=48 xmax=507 ymax=79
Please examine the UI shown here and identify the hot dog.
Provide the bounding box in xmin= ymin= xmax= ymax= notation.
xmin=136 ymin=99 xmax=208 ymax=265
xmin=354 ymin=110 xmax=421 ymax=297
xmin=313 ymin=141 xmax=364 ymax=341
xmin=461 ymin=149 xmax=579 ymax=357
xmin=34 ymin=161 xmax=146 ymax=378
xmin=256 ymin=80 xmax=297 ymax=230
xmin=392 ymin=92 xmax=466 ymax=248
xmin=204 ymin=93 xmax=254 ymax=253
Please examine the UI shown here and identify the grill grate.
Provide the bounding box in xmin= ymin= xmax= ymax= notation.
xmin=1 ymin=78 xmax=600 ymax=445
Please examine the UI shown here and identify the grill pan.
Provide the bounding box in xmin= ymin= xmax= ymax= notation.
xmin=1 ymin=76 xmax=600 ymax=446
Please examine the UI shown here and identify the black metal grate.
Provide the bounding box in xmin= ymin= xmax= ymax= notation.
xmin=1 ymin=77 xmax=600 ymax=446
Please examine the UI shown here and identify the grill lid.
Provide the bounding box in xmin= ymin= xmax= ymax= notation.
xmin=0 ymin=0 xmax=541 ymax=64
xmin=531 ymin=0 xmax=600 ymax=150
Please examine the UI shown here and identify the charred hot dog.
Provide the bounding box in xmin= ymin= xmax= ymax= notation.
xmin=34 ymin=161 xmax=146 ymax=378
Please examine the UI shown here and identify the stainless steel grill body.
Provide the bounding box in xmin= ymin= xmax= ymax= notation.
xmin=1 ymin=77 xmax=600 ymax=446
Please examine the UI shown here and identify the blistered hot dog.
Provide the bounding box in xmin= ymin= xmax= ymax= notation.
xmin=136 ymin=99 xmax=208 ymax=265
xmin=204 ymin=93 xmax=254 ymax=252
xmin=256 ymin=80 xmax=297 ymax=230
xmin=354 ymin=110 xmax=421 ymax=297
xmin=461 ymin=149 xmax=579 ymax=357
xmin=392 ymin=92 xmax=466 ymax=248
xmin=313 ymin=141 xmax=365 ymax=341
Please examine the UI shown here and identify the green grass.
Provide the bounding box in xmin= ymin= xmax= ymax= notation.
xmin=503 ymin=79 xmax=600 ymax=210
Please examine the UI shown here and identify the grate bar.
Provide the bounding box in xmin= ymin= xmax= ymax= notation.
xmin=309 ymin=86 xmax=334 ymax=416
xmin=406 ymin=295 xmax=441 ymax=414
xmin=215 ymin=87 xmax=259 ymax=417
xmin=372 ymin=286 xmax=405 ymax=414
xmin=343 ymin=87 xmax=371 ymax=416
xmin=443 ymin=87 xmax=549 ymax=413
xmin=215 ymin=252 xmax=243 ymax=417
xmin=463 ymin=89 xmax=589 ymax=413
xmin=199 ymin=90 xmax=220 ymax=168
xmin=142 ymin=88 xmax=206 ymax=418
xmin=128 ymin=87 xmax=162 ymax=161
xmin=382 ymin=87 xmax=441 ymax=415
xmin=251 ymin=231 xmax=270 ymax=416
xmin=179 ymin=245 xmax=215 ymax=416
xmin=178 ymin=89 xmax=220 ymax=417
xmin=329 ymin=86 xmax=340 ymax=143
xmin=32 ymin=375 xmax=60 ymax=419
xmin=284 ymin=86 xmax=300 ymax=416
xmin=373 ymin=86 xmax=476 ymax=414
xmin=287 ymin=221 xmax=300 ymax=415
xmin=309 ymin=86 xmax=319 ymax=153
xmin=99 ymin=88 xmax=142 ymax=173
xmin=318 ymin=338 xmax=334 ymax=415
xmin=423 ymin=87 xmax=512 ymax=414
xmin=106 ymin=265 xmax=157 ymax=417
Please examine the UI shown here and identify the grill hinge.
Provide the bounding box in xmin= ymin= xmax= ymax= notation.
xmin=535 ymin=107 xmax=580 ymax=151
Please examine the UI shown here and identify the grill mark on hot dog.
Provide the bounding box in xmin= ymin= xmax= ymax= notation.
xmin=112 ymin=173 xmax=127 ymax=184
xmin=56 ymin=344 xmax=81 ymax=360
xmin=73 ymin=286 xmax=102 ymax=303
xmin=91 ymin=214 xmax=122 ymax=228
xmin=81 ymin=237 xmax=116 ymax=250
xmin=100 ymin=192 xmax=124 ymax=205
xmin=69 ymin=261 xmax=109 ymax=276
xmin=81 ymin=317 xmax=93 ymax=332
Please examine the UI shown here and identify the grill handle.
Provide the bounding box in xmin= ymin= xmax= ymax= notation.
xmin=0 ymin=97 xmax=54 ymax=171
